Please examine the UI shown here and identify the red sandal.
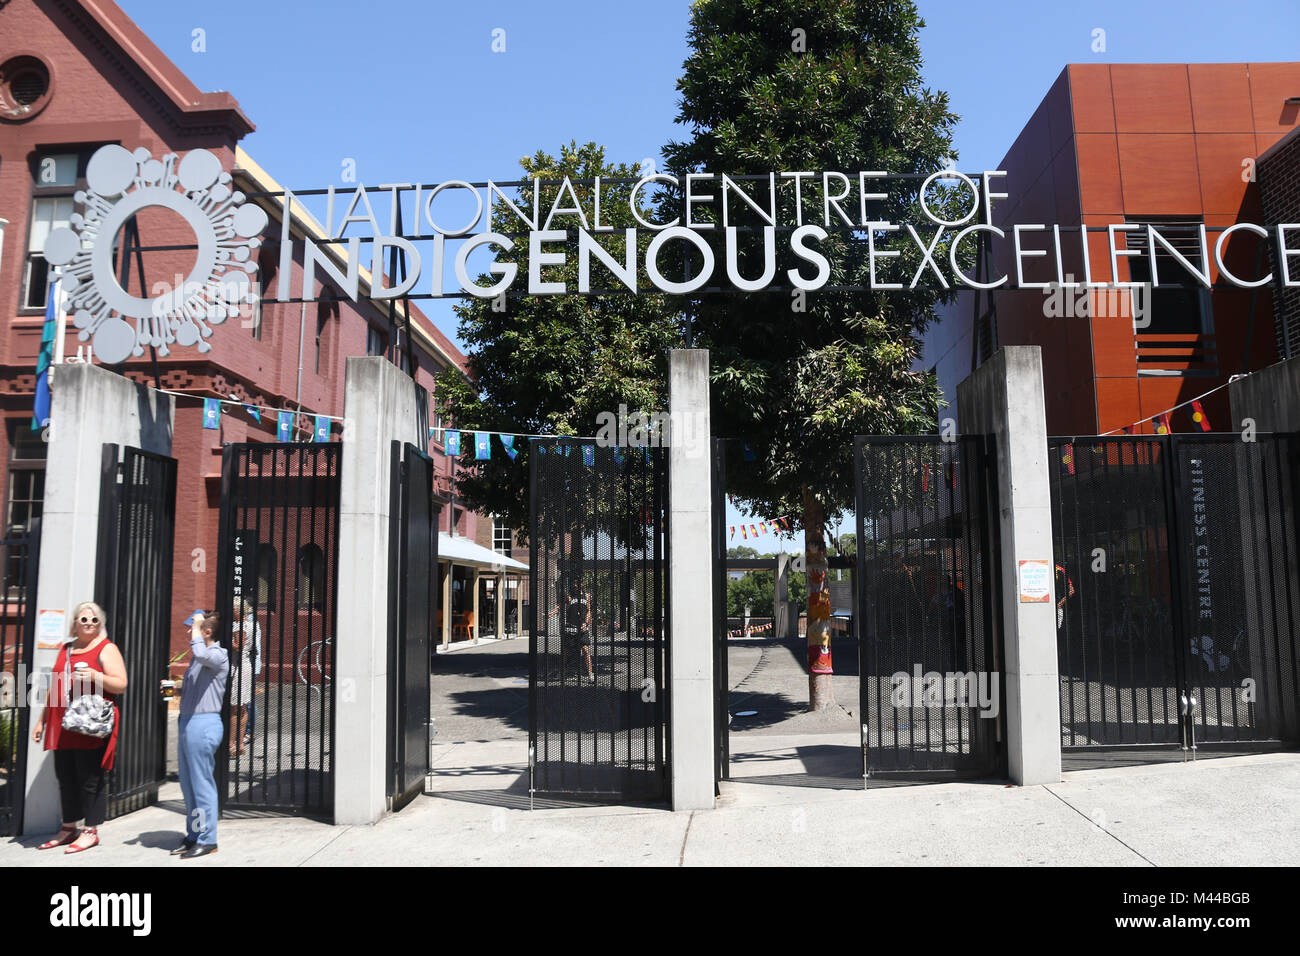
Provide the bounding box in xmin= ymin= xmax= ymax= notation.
xmin=37 ymin=825 xmax=79 ymax=850
xmin=65 ymin=827 xmax=99 ymax=854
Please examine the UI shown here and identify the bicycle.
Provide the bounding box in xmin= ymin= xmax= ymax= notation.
xmin=295 ymin=638 xmax=332 ymax=694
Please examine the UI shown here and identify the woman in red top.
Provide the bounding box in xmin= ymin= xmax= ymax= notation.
xmin=30 ymin=601 xmax=128 ymax=853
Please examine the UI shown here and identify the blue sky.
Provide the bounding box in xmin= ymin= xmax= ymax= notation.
xmin=118 ymin=0 xmax=1300 ymax=547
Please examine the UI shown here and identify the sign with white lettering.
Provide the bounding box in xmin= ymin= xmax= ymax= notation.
xmin=41 ymin=145 xmax=1300 ymax=364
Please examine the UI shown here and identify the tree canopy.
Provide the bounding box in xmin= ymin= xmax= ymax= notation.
xmin=663 ymin=0 xmax=966 ymax=523
xmin=434 ymin=142 xmax=682 ymax=536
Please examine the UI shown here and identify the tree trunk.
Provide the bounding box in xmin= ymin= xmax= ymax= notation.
xmin=803 ymin=485 xmax=834 ymax=710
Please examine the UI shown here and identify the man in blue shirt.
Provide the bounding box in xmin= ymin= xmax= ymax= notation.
xmin=173 ymin=612 xmax=228 ymax=859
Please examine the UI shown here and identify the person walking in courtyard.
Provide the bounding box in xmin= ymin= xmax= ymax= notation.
xmin=240 ymin=600 xmax=263 ymax=746
xmin=30 ymin=601 xmax=126 ymax=853
xmin=562 ymin=580 xmax=594 ymax=683
xmin=174 ymin=611 xmax=227 ymax=859
xmin=228 ymin=599 xmax=257 ymax=756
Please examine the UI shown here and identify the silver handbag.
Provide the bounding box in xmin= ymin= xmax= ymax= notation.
xmin=62 ymin=693 xmax=115 ymax=738
xmin=60 ymin=654 xmax=115 ymax=739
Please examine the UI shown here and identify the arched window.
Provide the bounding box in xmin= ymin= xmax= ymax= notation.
xmin=256 ymin=545 xmax=277 ymax=610
xmin=297 ymin=544 xmax=325 ymax=610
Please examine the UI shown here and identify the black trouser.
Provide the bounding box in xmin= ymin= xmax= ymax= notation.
xmin=53 ymin=747 xmax=108 ymax=827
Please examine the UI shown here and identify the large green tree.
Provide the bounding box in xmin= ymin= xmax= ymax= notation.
xmin=664 ymin=0 xmax=965 ymax=708
xmin=434 ymin=142 xmax=682 ymax=536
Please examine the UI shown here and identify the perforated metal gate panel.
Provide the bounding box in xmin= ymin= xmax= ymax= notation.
xmin=216 ymin=443 xmax=340 ymax=818
xmin=1049 ymin=434 xmax=1300 ymax=751
xmin=1172 ymin=437 xmax=1300 ymax=745
xmin=388 ymin=442 xmax=435 ymax=812
xmin=711 ymin=438 xmax=729 ymax=785
xmin=101 ymin=446 xmax=176 ymax=821
xmin=0 ymin=526 xmax=39 ymax=836
xmin=1049 ymin=438 xmax=1182 ymax=748
xmin=529 ymin=438 xmax=668 ymax=800
xmin=855 ymin=436 xmax=1003 ymax=776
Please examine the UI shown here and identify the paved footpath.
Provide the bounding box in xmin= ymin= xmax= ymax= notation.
xmin=3 ymin=743 xmax=1297 ymax=867
xmin=6 ymin=636 xmax=1296 ymax=866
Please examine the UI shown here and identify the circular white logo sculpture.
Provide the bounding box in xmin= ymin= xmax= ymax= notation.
xmin=42 ymin=144 xmax=268 ymax=365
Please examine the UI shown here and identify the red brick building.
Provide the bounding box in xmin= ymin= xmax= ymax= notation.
xmin=923 ymin=63 xmax=1300 ymax=435
xmin=0 ymin=0 xmax=510 ymax=665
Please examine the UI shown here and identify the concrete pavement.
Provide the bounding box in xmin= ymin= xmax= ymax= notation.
xmin=6 ymin=634 xmax=1297 ymax=866
xmin=3 ymin=741 xmax=1298 ymax=866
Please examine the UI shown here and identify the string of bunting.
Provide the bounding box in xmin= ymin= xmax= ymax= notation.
xmin=724 ymin=489 xmax=798 ymax=541
xmin=428 ymin=426 xmax=652 ymax=465
xmin=171 ymin=356 xmax=1282 ymax=468
xmin=163 ymin=390 xmax=340 ymax=443
xmin=728 ymin=506 xmax=797 ymax=541
xmin=1097 ymin=366 xmax=1274 ymax=437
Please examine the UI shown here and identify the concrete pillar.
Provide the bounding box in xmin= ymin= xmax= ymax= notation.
xmin=335 ymin=357 xmax=425 ymax=824
xmin=956 ymin=346 xmax=1061 ymax=786
xmin=668 ymin=349 xmax=714 ymax=810
xmin=23 ymin=364 xmax=174 ymax=835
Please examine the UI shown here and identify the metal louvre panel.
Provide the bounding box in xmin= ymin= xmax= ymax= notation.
xmin=103 ymin=447 xmax=176 ymax=821
xmin=0 ymin=525 xmax=40 ymax=836
xmin=529 ymin=438 xmax=668 ymax=800
xmin=217 ymin=443 xmax=340 ymax=819
xmin=855 ymin=436 xmax=1002 ymax=777
xmin=1049 ymin=438 xmax=1181 ymax=749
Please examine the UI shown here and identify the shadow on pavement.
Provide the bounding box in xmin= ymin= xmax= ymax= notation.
xmin=730 ymin=741 xmax=864 ymax=790
xmin=442 ymin=688 xmax=529 ymax=732
xmin=426 ymin=771 xmax=665 ymax=811
xmin=433 ymin=641 xmax=529 ymax=678
xmin=1062 ymin=745 xmax=1297 ymax=772
xmin=724 ymin=690 xmax=808 ymax=730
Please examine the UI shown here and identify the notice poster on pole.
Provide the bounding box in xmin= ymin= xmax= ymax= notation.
xmin=1018 ymin=560 xmax=1052 ymax=604
xmin=38 ymin=609 xmax=66 ymax=648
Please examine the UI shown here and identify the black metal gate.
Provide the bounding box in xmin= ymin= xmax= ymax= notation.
xmin=387 ymin=441 xmax=436 ymax=812
xmin=711 ymin=437 xmax=729 ymax=786
xmin=854 ymin=436 xmax=1004 ymax=777
xmin=1175 ymin=436 xmax=1300 ymax=747
xmin=529 ymin=438 xmax=669 ymax=801
xmin=0 ymin=523 xmax=40 ymax=837
xmin=97 ymin=445 xmax=177 ymax=820
xmin=1051 ymin=434 xmax=1300 ymax=754
xmin=216 ymin=443 xmax=340 ymax=818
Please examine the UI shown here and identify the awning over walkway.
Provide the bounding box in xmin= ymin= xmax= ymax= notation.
xmin=437 ymin=533 xmax=528 ymax=571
